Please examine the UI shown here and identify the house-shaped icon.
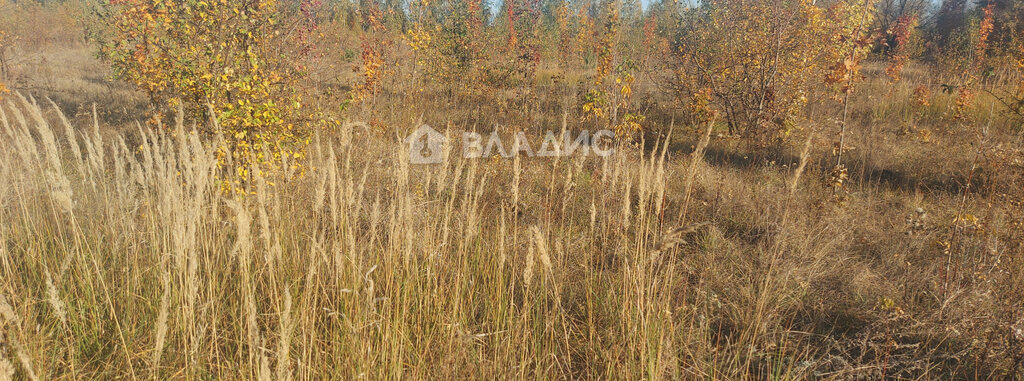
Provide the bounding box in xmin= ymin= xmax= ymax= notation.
xmin=405 ymin=124 xmax=446 ymax=164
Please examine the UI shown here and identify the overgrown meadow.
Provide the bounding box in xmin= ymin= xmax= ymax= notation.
xmin=0 ymin=0 xmax=1023 ymax=379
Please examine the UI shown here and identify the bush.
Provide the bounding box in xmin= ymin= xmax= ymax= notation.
xmin=95 ymin=0 xmax=320 ymax=189
xmin=670 ymin=0 xmax=875 ymax=145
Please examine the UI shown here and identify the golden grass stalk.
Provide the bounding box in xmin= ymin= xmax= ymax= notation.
xmin=531 ymin=226 xmax=552 ymax=274
xmin=0 ymin=295 xmax=38 ymax=381
xmin=47 ymin=98 xmax=86 ymax=182
xmin=276 ymin=287 xmax=294 ymax=381
xmin=524 ymin=243 xmax=535 ymax=288
xmin=44 ymin=270 xmax=67 ymax=326
xmin=151 ymin=269 xmax=170 ymax=377
xmin=679 ymin=117 xmax=716 ymax=223
xmin=789 ymin=134 xmax=814 ymax=195
xmin=0 ymin=357 xmax=15 ymax=381
xmin=226 ymin=198 xmax=263 ymax=377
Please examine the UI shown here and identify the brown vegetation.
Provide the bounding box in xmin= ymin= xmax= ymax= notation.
xmin=0 ymin=0 xmax=1022 ymax=379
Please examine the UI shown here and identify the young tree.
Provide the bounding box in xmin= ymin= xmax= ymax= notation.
xmin=351 ymin=0 xmax=394 ymax=106
xmin=404 ymin=0 xmax=487 ymax=98
xmin=979 ymin=0 xmax=1024 ymax=119
xmin=0 ymin=2 xmax=15 ymax=94
xmin=670 ymin=0 xmax=877 ymax=146
xmin=882 ymin=12 xmax=919 ymax=82
xmin=96 ymin=0 xmax=320 ymax=187
xmin=504 ymin=0 xmax=544 ymax=87
xmin=934 ymin=0 xmax=967 ymax=46
xmin=874 ymin=0 xmax=925 ymax=83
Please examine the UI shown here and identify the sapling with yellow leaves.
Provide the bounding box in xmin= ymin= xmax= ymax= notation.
xmin=96 ymin=0 xmax=322 ymax=193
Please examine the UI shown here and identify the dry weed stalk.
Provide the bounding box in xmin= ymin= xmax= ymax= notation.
xmin=679 ymin=117 xmax=716 ymax=223
xmin=0 ymin=295 xmax=38 ymax=381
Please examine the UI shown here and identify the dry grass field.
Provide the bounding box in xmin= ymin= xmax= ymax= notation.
xmin=1 ymin=0 xmax=1023 ymax=379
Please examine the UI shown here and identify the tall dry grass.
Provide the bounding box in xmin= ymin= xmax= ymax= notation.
xmin=0 ymin=89 xmax=1021 ymax=379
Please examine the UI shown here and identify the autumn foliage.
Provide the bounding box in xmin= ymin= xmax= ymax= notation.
xmin=670 ymin=0 xmax=877 ymax=145
xmin=3 ymin=0 xmax=1024 ymax=379
xmin=96 ymin=0 xmax=320 ymax=188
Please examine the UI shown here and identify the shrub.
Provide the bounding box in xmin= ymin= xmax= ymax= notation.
xmin=95 ymin=0 xmax=320 ymax=189
xmin=410 ymin=0 xmax=486 ymax=95
xmin=349 ymin=1 xmax=392 ymax=106
xmin=670 ymin=0 xmax=876 ymax=145
xmin=984 ymin=1 xmax=1024 ymax=120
